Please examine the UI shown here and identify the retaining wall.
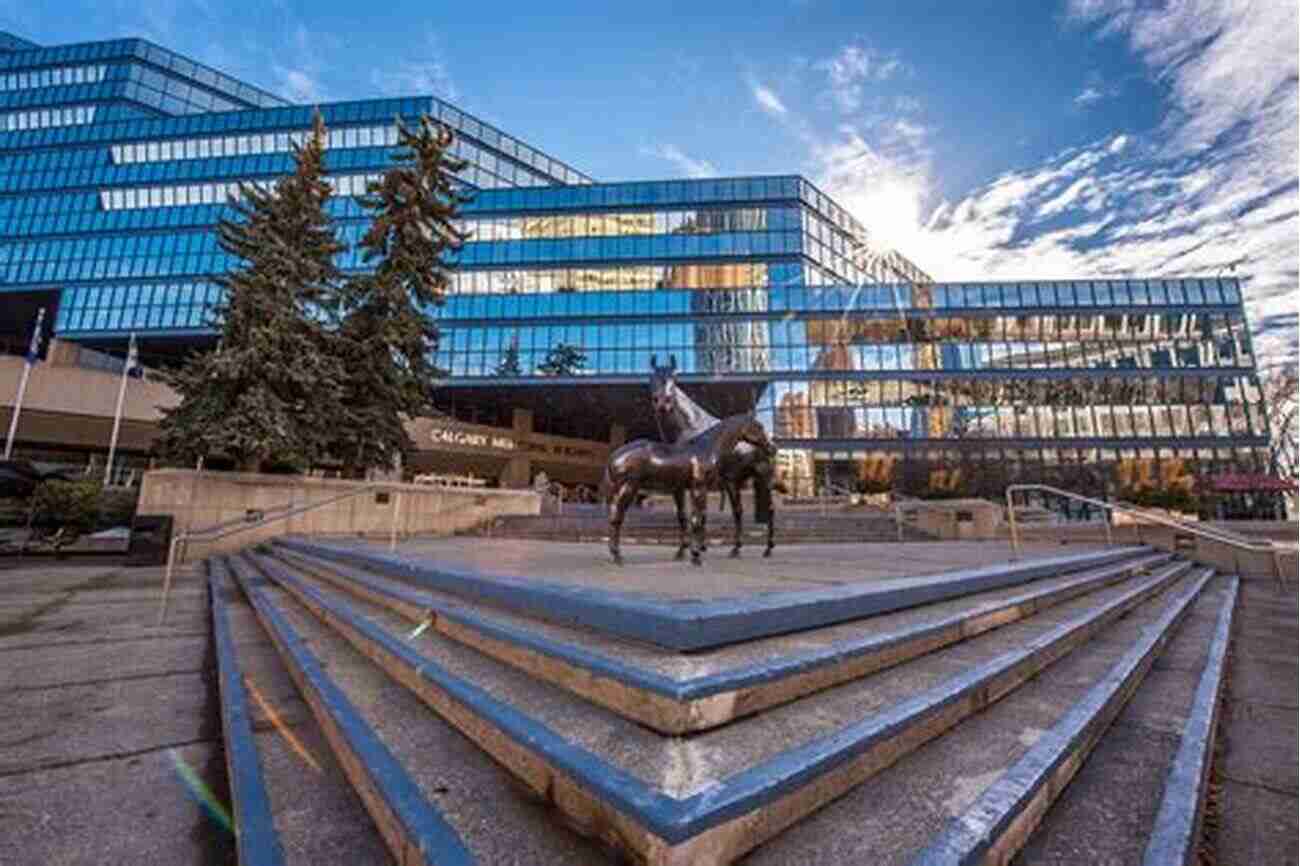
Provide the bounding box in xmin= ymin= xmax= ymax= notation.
xmin=137 ymin=469 xmax=540 ymax=557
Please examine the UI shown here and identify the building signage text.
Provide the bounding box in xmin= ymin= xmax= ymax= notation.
xmin=429 ymin=426 xmax=516 ymax=451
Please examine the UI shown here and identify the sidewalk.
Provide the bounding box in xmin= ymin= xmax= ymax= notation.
xmin=1218 ymin=579 xmax=1298 ymax=866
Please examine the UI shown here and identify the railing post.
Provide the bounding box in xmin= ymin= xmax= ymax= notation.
xmin=157 ymin=533 xmax=185 ymax=626
xmin=1006 ymin=487 xmax=1020 ymax=561
xmin=1103 ymin=508 xmax=1113 ymax=548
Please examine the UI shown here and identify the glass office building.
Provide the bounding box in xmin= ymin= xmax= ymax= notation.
xmin=0 ymin=30 xmax=1273 ymax=495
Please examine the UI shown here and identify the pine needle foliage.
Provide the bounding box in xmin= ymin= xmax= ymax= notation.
xmin=536 ymin=342 xmax=587 ymax=376
xmin=330 ymin=116 xmax=470 ymax=476
xmin=156 ymin=112 xmax=346 ymax=471
xmin=494 ymin=335 xmax=523 ymax=377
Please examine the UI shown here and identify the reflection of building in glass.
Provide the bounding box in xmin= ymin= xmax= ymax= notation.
xmin=1 ymin=28 xmax=1275 ymax=498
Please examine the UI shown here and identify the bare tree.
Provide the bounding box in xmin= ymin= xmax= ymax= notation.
xmin=1261 ymin=364 xmax=1299 ymax=484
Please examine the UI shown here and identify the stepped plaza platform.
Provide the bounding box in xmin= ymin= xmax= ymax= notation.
xmin=1 ymin=535 xmax=1293 ymax=866
xmin=277 ymin=536 xmax=1122 ymax=651
xmin=343 ymin=536 xmax=1109 ymax=598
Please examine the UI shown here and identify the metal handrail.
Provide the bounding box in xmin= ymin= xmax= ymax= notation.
xmin=1005 ymin=483 xmax=1288 ymax=590
xmin=156 ymin=482 xmax=405 ymax=625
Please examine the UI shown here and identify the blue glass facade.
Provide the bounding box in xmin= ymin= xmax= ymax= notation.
xmin=0 ymin=30 xmax=1272 ymax=493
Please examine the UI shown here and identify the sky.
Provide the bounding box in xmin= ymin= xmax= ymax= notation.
xmin=3 ymin=0 xmax=1297 ymax=367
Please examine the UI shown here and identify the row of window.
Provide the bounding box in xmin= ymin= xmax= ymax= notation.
xmin=438 ymin=267 xmax=1244 ymax=310
xmin=0 ymin=64 xmax=108 ymax=92
xmin=446 ymin=263 xmax=786 ymax=297
xmin=0 ymin=147 xmax=551 ymax=199
xmin=103 ymin=122 xmax=561 ymax=188
xmin=110 ymin=125 xmax=395 ymax=164
xmin=60 ymin=280 xmax=219 ymax=312
xmin=466 ymin=176 xmax=804 ymax=216
xmin=455 ymin=207 xmax=793 ymax=242
xmin=776 ymin=446 xmax=1272 ymax=496
xmin=764 ymin=375 xmax=1260 ymax=407
xmin=89 ymin=156 xmax=552 ymax=212
xmin=5 ymin=251 xmax=235 ymax=284
xmin=0 ymin=38 xmax=287 ymax=109
xmin=761 ymin=403 xmax=1268 ymax=441
xmin=0 ymin=93 xmax=586 ymax=186
xmin=0 ymin=192 xmax=383 ymax=235
xmin=437 ymin=321 xmax=1246 ymax=358
xmin=58 ymin=298 xmax=212 ymax=333
xmin=450 ymin=230 xmax=805 ymax=266
xmin=435 ymin=343 xmax=1251 ymax=377
xmin=95 ymin=173 xmax=389 ymax=210
xmin=3 ymin=104 xmax=96 ymax=131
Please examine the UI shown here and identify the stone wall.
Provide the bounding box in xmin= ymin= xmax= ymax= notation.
xmin=137 ymin=469 xmax=541 ymax=559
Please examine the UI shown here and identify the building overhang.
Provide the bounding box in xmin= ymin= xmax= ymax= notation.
xmin=433 ymin=376 xmax=771 ymax=441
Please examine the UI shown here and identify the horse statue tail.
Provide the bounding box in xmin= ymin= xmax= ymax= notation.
xmin=599 ymin=462 xmax=613 ymax=505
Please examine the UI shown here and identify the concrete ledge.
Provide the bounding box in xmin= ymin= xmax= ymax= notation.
xmin=208 ymin=562 xmax=286 ymax=866
xmin=264 ymin=547 xmax=1174 ymax=733
xmin=273 ymin=537 xmax=1150 ymax=651
xmin=241 ymin=550 xmax=1193 ymax=865
xmin=225 ymin=556 xmax=473 ymax=866
xmin=912 ymin=568 xmax=1215 ymax=866
xmin=1142 ymin=575 xmax=1240 ymax=866
xmin=139 ymin=469 xmax=540 ymax=558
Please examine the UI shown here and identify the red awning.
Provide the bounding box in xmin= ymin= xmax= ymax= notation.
xmin=1208 ymin=473 xmax=1299 ymax=493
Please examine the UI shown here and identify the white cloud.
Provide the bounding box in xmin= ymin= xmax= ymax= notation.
xmin=268 ymin=24 xmax=338 ymax=104
xmin=640 ymin=143 xmax=717 ymax=179
xmin=273 ymin=66 xmax=325 ymax=103
xmin=785 ymin=1 xmax=1297 ymax=367
xmin=1074 ymin=86 xmax=1105 ymax=107
xmin=370 ymin=33 xmax=457 ymax=101
xmin=813 ymin=43 xmax=904 ymax=113
xmin=753 ymin=84 xmax=788 ymax=117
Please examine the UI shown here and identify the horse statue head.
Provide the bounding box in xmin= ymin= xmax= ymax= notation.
xmin=648 ymin=353 xmax=679 ymax=418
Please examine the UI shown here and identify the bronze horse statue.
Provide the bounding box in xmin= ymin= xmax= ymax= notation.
xmin=603 ymin=412 xmax=774 ymax=566
xmin=650 ymin=355 xmax=781 ymax=558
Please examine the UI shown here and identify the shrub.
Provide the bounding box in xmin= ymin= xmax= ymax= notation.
xmin=30 ymin=479 xmax=102 ymax=537
xmin=97 ymin=487 xmax=139 ymax=530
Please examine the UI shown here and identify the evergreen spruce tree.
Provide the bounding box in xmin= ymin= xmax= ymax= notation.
xmin=330 ymin=115 xmax=470 ymax=476
xmin=157 ymin=113 xmax=345 ymax=471
xmin=536 ymin=342 xmax=587 ymax=376
xmin=493 ymin=334 xmax=523 ymax=377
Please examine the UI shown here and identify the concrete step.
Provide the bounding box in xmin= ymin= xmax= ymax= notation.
xmin=223 ymin=556 xmax=626 ymax=865
xmin=482 ymin=511 xmax=932 ymax=544
xmin=263 ymin=545 xmax=1176 ymax=734
xmin=208 ymin=560 xmax=404 ymax=865
xmin=1008 ymin=573 xmax=1238 ymax=866
xmin=734 ymin=567 xmax=1218 ymax=866
xmin=273 ymin=536 xmax=1152 ymax=650
xmin=230 ymin=547 xmax=1207 ymax=865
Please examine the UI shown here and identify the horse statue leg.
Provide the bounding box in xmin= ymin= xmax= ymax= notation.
xmin=754 ymin=467 xmax=776 ymax=558
xmin=672 ymin=487 xmax=689 ymax=561
xmin=608 ymin=479 xmax=638 ymax=566
xmin=688 ymin=483 xmax=709 ymax=567
xmin=726 ymin=482 xmax=743 ymax=558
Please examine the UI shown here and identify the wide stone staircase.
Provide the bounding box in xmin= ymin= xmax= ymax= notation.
xmin=481 ymin=503 xmax=933 ymax=544
xmin=208 ymin=537 xmax=1239 ymax=865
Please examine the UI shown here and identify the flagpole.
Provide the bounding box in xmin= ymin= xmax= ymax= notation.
xmin=104 ymin=333 xmax=135 ymax=487
xmin=3 ymin=361 xmax=33 ymax=460
xmin=4 ymin=307 xmax=45 ymax=460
